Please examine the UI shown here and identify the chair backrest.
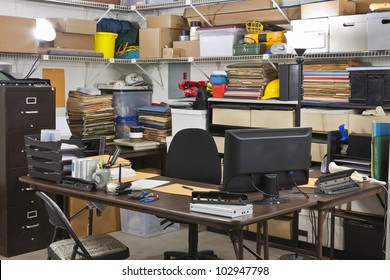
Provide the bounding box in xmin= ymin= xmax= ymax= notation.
xmin=164 ymin=128 xmax=221 ymax=185
xmin=35 ymin=191 xmax=92 ymax=258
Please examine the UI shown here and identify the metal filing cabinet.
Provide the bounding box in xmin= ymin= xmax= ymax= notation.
xmin=0 ymin=81 xmax=56 ymax=257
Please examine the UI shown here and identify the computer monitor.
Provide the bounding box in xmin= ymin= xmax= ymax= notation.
xmin=222 ymin=127 xmax=312 ymax=204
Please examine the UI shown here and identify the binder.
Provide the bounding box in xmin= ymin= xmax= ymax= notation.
xmin=371 ymin=122 xmax=390 ymax=181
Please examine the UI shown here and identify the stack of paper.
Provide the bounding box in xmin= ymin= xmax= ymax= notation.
xmin=303 ymin=61 xmax=362 ymax=103
xmin=66 ymin=91 xmax=116 ymax=145
xmin=224 ymin=63 xmax=277 ymax=99
xmin=137 ymin=105 xmax=172 ymax=142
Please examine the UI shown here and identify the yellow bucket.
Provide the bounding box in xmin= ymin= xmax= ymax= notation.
xmin=94 ymin=32 xmax=118 ymax=58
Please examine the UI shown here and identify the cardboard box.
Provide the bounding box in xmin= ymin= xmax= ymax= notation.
xmin=173 ymin=40 xmax=200 ymax=57
xmin=289 ymin=18 xmax=329 ymax=53
xmin=0 ymin=15 xmax=37 ymax=54
xmin=139 ymin=28 xmax=182 ymax=58
xmin=53 ymin=32 xmax=94 ymax=50
xmin=353 ymin=0 xmax=389 ymax=14
xmin=68 ymin=198 xmax=121 ymax=236
xmin=248 ymin=217 xmax=293 ymax=240
xmin=301 ymin=108 xmax=355 ymax=133
xmin=250 ymin=109 xmax=295 ymax=128
xmin=311 ymin=142 xmax=327 ymax=162
xmin=184 ymin=0 xmax=276 ymax=17
xmin=213 ymin=136 xmax=225 ymax=154
xmin=367 ymin=11 xmax=390 ymax=51
xmin=212 ymin=108 xmax=251 ymax=127
xmin=301 ymin=0 xmax=356 ymax=19
xmin=329 ymin=14 xmax=367 ymax=52
xmin=162 ymin=48 xmax=182 ymax=58
xmin=348 ymin=114 xmax=390 ymax=134
xmin=147 ymin=15 xmax=188 ymax=29
xmin=48 ymin=18 xmax=96 ymax=35
xmin=186 ymin=7 xmax=300 ymax=26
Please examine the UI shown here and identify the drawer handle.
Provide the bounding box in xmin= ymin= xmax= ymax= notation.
xmin=22 ymin=223 xmax=39 ymax=229
xmin=26 ymin=97 xmax=37 ymax=104
xmin=27 ymin=210 xmax=38 ymax=219
xmin=342 ymin=23 xmax=355 ymax=27
xmin=21 ymin=187 xmax=34 ymax=191
xmin=382 ymin=19 xmax=390 ymax=24
xmin=24 ymin=111 xmax=39 ymax=114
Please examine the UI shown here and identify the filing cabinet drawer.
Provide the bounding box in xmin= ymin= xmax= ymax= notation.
xmin=212 ymin=108 xmax=251 ymax=127
xmin=250 ymin=109 xmax=295 ymax=128
xmin=6 ymin=204 xmax=53 ymax=253
xmin=4 ymin=86 xmax=55 ymax=130
xmin=6 ymin=167 xmax=37 ymax=207
xmin=6 ymin=130 xmax=40 ymax=169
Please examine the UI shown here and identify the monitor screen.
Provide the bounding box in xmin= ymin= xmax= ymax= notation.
xmin=222 ymin=127 xmax=312 ymax=203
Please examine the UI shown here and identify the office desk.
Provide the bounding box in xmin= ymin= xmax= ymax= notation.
xmin=19 ymin=175 xmax=316 ymax=260
xmin=283 ymin=182 xmax=385 ymax=259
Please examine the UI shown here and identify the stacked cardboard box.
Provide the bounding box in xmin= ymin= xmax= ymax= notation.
xmin=140 ymin=15 xmax=187 ymax=58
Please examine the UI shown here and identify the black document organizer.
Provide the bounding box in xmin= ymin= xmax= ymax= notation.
xmin=24 ymin=135 xmax=85 ymax=183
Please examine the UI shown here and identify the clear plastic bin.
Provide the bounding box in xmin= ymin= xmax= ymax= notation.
xmin=120 ymin=208 xmax=180 ymax=238
xmin=113 ymin=90 xmax=152 ymax=117
xmin=198 ymin=25 xmax=246 ymax=57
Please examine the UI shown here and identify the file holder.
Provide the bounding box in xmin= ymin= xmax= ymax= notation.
xmin=24 ymin=135 xmax=85 ymax=183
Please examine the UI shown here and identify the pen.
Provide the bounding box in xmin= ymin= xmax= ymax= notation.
xmin=182 ymin=186 xmax=194 ymax=191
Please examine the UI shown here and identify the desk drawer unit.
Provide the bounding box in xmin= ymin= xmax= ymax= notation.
xmin=0 ymin=84 xmax=55 ymax=257
xmin=212 ymin=107 xmax=251 ymax=127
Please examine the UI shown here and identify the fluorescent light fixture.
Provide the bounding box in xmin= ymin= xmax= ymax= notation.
xmin=34 ymin=18 xmax=56 ymax=41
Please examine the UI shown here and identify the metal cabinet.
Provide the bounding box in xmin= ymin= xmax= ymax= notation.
xmin=0 ymin=83 xmax=56 ymax=257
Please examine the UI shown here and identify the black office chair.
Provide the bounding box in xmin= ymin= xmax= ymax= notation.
xmin=36 ymin=191 xmax=130 ymax=260
xmin=163 ymin=128 xmax=222 ymax=260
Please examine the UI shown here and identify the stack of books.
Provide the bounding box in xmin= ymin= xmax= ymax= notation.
xmin=303 ymin=61 xmax=361 ymax=103
xmin=137 ymin=105 xmax=172 ymax=142
xmin=66 ymin=91 xmax=116 ymax=145
xmin=224 ymin=63 xmax=278 ymax=99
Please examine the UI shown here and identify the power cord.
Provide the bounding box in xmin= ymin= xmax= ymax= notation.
xmin=288 ymin=171 xmax=309 ymax=199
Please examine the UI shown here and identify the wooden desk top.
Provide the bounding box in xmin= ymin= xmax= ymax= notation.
xmin=19 ymin=175 xmax=317 ymax=231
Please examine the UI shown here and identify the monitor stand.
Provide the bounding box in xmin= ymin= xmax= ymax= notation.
xmin=252 ymin=174 xmax=290 ymax=205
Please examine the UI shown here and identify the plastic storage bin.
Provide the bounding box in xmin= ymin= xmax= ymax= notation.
xmin=197 ymin=25 xmax=246 ymax=57
xmin=171 ymin=108 xmax=208 ymax=136
xmin=120 ymin=208 xmax=180 ymax=238
xmin=113 ymin=90 xmax=152 ymax=117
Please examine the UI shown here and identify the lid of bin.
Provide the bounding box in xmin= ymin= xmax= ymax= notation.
xmin=347 ymin=66 xmax=390 ymax=71
xmin=197 ymin=24 xmax=246 ymax=32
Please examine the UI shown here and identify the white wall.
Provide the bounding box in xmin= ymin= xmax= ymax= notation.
xmin=0 ymin=0 xmax=219 ymax=116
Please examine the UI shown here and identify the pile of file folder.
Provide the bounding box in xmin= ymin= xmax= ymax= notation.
xmin=224 ymin=63 xmax=278 ymax=99
xmin=137 ymin=105 xmax=172 ymax=142
xmin=66 ymin=91 xmax=116 ymax=145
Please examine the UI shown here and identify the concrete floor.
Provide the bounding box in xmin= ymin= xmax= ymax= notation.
xmin=0 ymin=225 xmax=291 ymax=260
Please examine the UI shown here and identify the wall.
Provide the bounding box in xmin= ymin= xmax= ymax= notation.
xmin=0 ymin=0 xmax=219 ymax=116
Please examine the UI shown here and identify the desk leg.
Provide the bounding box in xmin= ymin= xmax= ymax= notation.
xmin=188 ymin=223 xmax=198 ymax=256
xmin=330 ymin=208 xmax=335 ymax=260
xmin=317 ymin=210 xmax=327 ymax=260
xmin=237 ymin=229 xmax=244 ymax=260
xmin=262 ymin=221 xmax=269 ymax=260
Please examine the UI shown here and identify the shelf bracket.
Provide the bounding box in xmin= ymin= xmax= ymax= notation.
xmin=132 ymin=60 xmax=163 ymax=87
xmin=85 ymin=60 xmax=113 ymax=87
xmin=271 ymin=0 xmax=290 ymax=24
xmin=262 ymin=54 xmax=278 ymax=73
xmin=186 ymin=0 xmax=213 ymax=27
xmin=97 ymin=4 xmax=115 ymax=23
xmin=188 ymin=57 xmax=210 ymax=80
xmin=131 ymin=5 xmax=146 ymax=21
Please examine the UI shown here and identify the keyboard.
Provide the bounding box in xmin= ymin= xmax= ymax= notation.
xmin=59 ymin=177 xmax=97 ymax=192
